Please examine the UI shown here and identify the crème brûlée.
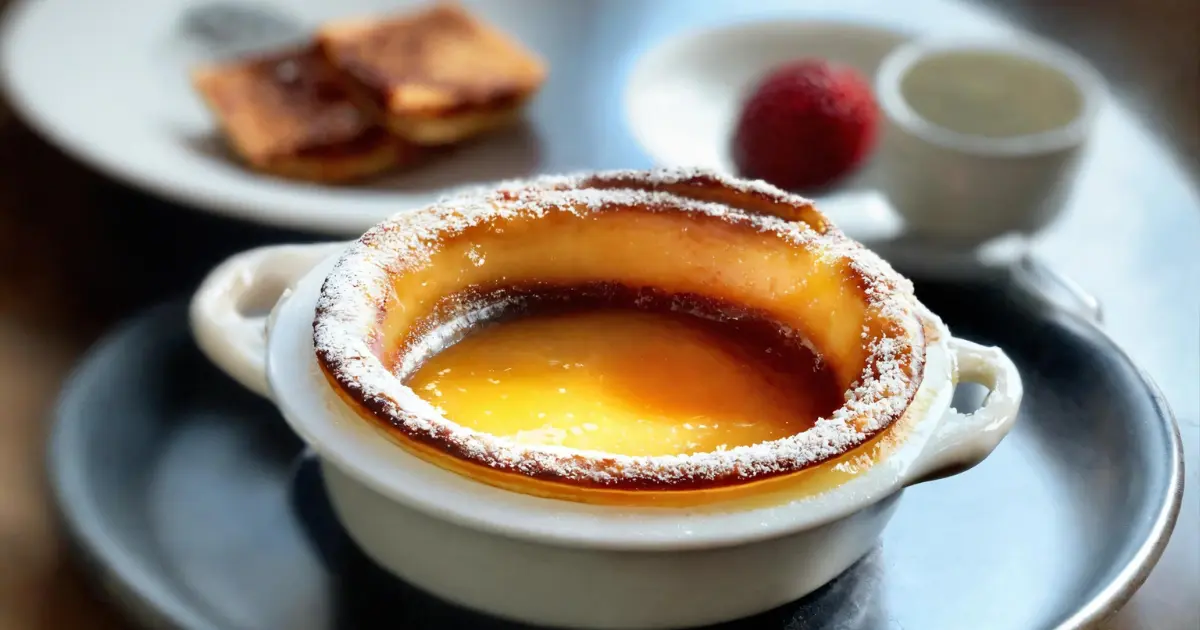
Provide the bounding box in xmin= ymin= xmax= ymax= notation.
xmin=407 ymin=290 xmax=844 ymax=459
xmin=312 ymin=168 xmax=928 ymax=506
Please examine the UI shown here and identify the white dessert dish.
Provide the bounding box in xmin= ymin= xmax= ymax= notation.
xmin=188 ymin=170 xmax=1022 ymax=628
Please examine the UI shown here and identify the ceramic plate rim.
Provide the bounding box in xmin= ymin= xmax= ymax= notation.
xmin=0 ymin=0 xmax=328 ymax=233
xmin=46 ymin=304 xmax=226 ymax=630
xmin=1054 ymin=357 xmax=1183 ymax=628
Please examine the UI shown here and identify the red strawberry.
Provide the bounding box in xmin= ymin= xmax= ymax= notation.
xmin=732 ymin=59 xmax=878 ymax=191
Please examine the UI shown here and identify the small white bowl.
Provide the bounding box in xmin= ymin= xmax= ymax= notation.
xmin=873 ymin=36 xmax=1105 ymax=244
xmin=189 ymin=239 xmax=1022 ymax=629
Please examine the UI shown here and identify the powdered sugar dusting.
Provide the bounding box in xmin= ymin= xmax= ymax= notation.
xmin=313 ymin=168 xmax=926 ymax=488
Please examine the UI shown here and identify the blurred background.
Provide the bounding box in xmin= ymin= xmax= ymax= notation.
xmin=0 ymin=0 xmax=1196 ymax=629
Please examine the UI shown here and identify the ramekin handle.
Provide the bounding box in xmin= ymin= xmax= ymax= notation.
xmin=189 ymin=242 xmax=346 ymax=400
xmin=905 ymin=338 xmax=1023 ymax=485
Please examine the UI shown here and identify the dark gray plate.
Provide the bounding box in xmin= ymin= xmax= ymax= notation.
xmin=49 ymin=259 xmax=1182 ymax=630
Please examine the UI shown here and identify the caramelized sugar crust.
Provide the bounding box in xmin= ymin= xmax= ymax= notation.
xmin=191 ymin=45 xmax=424 ymax=183
xmin=313 ymin=168 xmax=927 ymax=493
xmin=317 ymin=4 xmax=546 ymax=144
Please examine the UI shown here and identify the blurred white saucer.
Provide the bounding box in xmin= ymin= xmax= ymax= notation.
xmin=624 ymin=19 xmax=911 ymax=212
xmin=0 ymin=0 xmax=569 ymax=235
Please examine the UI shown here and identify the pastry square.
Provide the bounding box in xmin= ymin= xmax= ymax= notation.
xmin=317 ymin=4 xmax=547 ymax=146
xmin=191 ymin=45 xmax=423 ymax=183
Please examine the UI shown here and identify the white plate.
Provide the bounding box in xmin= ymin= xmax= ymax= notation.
xmin=0 ymin=0 xmax=579 ymax=235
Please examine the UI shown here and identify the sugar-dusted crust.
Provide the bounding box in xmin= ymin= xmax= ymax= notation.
xmin=313 ymin=168 xmax=927 ymax=491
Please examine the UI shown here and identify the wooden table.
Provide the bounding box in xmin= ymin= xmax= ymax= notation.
xmin=0 ymin=1 xmax=1196 ymax=628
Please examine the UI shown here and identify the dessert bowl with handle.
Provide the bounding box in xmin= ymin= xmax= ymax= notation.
xmin=189 ymin=187 xmax=1021 ymax=629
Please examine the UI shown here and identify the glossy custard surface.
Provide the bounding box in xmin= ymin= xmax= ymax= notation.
xmin=407 ymin=302 xmax=842 ymax=457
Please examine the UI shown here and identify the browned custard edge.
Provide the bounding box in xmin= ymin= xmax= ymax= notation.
xmin=317 ymin=287 xmax=929 ymax=507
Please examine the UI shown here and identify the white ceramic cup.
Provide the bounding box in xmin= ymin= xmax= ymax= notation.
xmin=189 ymin=241 xmax=1023 ymax=628
xmin=874 ymin=36 xmax=1104 ymax=245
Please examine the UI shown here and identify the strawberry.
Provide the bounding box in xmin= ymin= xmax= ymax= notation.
xmin=732 ymin=59 xmax=879 ymax=192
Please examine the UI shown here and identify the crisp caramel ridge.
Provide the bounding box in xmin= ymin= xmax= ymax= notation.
xmin=312 ymin=168 xmax=927 ymax=491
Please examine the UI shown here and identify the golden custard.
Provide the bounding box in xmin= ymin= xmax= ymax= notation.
xmin=407 ymin=304 xmax=842 ymax=458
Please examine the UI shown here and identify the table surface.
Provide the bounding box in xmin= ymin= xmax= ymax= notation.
xmin=0 ymin=0 xmax=1196 ymax=629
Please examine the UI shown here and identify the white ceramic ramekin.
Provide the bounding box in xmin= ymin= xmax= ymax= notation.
xmin=190 ymin=241 xmax=1022 ymax=629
